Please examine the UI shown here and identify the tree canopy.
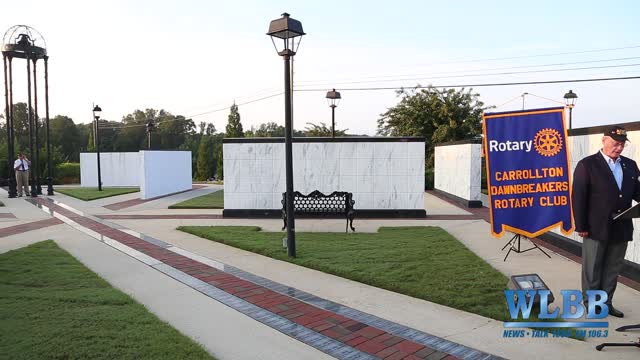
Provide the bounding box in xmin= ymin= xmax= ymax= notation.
xmin=377 ymin=86 xmax=487 ymax=166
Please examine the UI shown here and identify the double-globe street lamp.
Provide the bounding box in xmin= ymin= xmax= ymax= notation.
xmin=563 ymin=90 xmax=578 ymax=129
xmin=267 ymin=13 xmax=304 ymax=258
xmin=325 ymin=89 xmax=341 ymax=138
xmin=93 ymin=105 xmax=103 ymax=191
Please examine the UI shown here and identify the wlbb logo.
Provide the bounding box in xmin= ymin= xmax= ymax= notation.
xmin=503 ymin=289 xmax=609 ymax=337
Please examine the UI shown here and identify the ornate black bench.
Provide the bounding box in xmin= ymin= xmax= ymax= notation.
xmin=282 ymin=190 xmax=356 ymax=232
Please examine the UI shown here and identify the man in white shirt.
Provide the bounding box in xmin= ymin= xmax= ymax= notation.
xmin=13 ymin=152 xmax=30 ymax=197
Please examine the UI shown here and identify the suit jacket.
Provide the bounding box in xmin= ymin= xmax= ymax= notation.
xmin=572 ymin=152 xmax=640 ymax=242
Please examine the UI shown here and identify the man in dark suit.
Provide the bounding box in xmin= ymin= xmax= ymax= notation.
xmin=572 ymin=125 xmax=640 ymax=318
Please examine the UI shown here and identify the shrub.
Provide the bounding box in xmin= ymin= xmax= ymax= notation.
xmin=425 ymin=167 xmax=434 ymax=190
xmin=55 ymin=162 xmax=80 ymax=184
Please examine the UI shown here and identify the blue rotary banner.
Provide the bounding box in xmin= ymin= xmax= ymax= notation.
xmin=483 ymin=107 xmax=574 ymax=238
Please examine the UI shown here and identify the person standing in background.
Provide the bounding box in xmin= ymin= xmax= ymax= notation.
xmin=14 ymin=152 xmax=30 ymax=197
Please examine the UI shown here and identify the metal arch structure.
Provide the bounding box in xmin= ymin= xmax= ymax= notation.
xmin=2 ymin=25 xmax=54 ymax=197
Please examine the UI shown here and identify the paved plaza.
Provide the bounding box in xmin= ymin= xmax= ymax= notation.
xmin=1 ymin=185 xmax=639 ymax=360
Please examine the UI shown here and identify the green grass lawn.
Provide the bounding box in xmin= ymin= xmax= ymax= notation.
xmin=169 ymin=190 xmax=223 ymax=209
xmin=178 ymin=225 xmax=512 ymax=321
xmin=0 ymin=241 xmax=214 ymax=359
xmin=56 ymin=187 xmax=139 ymax=201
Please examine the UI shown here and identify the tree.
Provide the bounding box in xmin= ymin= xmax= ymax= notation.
xmin=377 ymin=86 xmax=487 ymax=167
xmin=195 ymin=135 xmax=212 ymax=180
xmin=225 ymin=103 xmax=243 ymax=137
xmin=50 ymin=115 xmax=82 ymax=161
xmin=304 ymin=122 xmax=348 ymax=137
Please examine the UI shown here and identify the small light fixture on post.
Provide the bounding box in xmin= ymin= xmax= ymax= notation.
xmin=325 ymin=88 xmax=341 ymax=138
xmin=563 ymin=90 xmax=578 ymax=129
xmin=146 ymin=120 xmax=155 ymax=149
xmin=92 ymin=104 xmax=102 ymax=191
xmin=267 ymin=12 xmax=305 ymax=258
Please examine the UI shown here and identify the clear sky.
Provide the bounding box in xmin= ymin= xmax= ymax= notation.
xmin=1 ymin=0 xmax=639 ymax=135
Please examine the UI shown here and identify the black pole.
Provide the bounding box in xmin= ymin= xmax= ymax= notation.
xmin=148 ymin=131 xmax=151 ymax=149
xmin=44 ymin=56 xmax=53 ymax=195
xmin=32 ymin=59 xmax=42 ymax=195
xmin=26 ymin=57 xmax=37 ymax=197
xmin=95 ymin=115 xmax=102 ymax=191
xmin=3 ymin=55 xmax=17 ymax=198
xmin=569 ymin=107 xmax=573 ymax=130
xmin=331 ymin=104 xmax=336 ymax=138
xmin=283 ymin=53 xmax=296 ymax=258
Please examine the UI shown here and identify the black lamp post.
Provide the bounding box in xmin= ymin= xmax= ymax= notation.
xmin=2 ymin=26 xmax=50 ymax=198
xmin=325 ymin=88 xmax=341 ymax=138
xmin=93 ymin=105 xmax=102 ymax=191
xmin=563 ymin=90 xmax=578 ymax=129
xmin=267 ymin=12 xmax=305 ymax=258
xmin=146 ymin=120 xmax=155 ymax=149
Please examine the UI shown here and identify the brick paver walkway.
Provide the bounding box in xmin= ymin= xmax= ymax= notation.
xmin=0 ymin=217 xmax=63 ymax=238
xmin=103 ymin=185 xmax=207 ymax=210
xmin=29 ymin=197 xmax=500 ymax=360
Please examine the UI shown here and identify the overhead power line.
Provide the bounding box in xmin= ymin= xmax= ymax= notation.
xmin=296 ymin=63 xmax=640 ymax=87
xmin=294 ymin=75 xmax=640 ymax=92
xmin=296 ymin=56 xmax=640 ymax=85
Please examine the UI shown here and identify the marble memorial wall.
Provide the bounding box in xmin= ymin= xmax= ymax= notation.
xmin=223 ymin=141 xmax=425 ymax=210
xmin=434 ymin=143 xmax=482 ymax=203
xmin=80 ymin=151 xmax=192 ymax=200
xmin=80 ymin=152 xmax=140 ymax=187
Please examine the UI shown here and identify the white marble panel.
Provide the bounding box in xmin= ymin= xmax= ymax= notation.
xmin=293 ymin=143 xmax=306 ymax=162
xmin=237 ymin=144 xmax=257 ymax=160
xmin=321 ymin=158 xmax=339 ymax=176
xmin=373 ymin=159 xmax=390 ymax=176
xmin=373 ymin=176 xmax=390 ymax=193
xmin=390 ymin=158 xmax=408 ymax=176
xmin=390 ymin=142 xmax=408 ymax=159
xmin=306 ymin=142 xmax=325 ymax=160
xmin=256 ymin=159 xmax=273 ymax=180
xmin=322 ymin=176 xmax=340 ymax=194
xmin=255 ymin=181 xmax=275 ymax=193
xmin=238 ymin=160 xmax=256 ymax=179
xmin=408 ymin=193 xmax=424 ymax=209
xmin=408 ymin=142 xmax=425 ymax=158
xmin=356 ymin=158 xmax=374 ymax=177
xmin=256 ymin=193 xmax=273 ymax=209
xmin=374 ymin=143 xmax=393 ymax=159
xmin=408 ymin=176 xmax=424 ymax=194
xmin=357 ymin=176 xmax=374 ymax=193
xmin=324 ymin=143 xmax=341 ymax=160
xmin=340 ymin=143 xmax=357 ymax=158
xmin=390 ymin=176 xmax=409 ymax=194
xmin=339 ymin=176 xmax=357 ymax=193
xmin=340 ymin=158 xmax=357 ymax=176
xmin=355 ymin=143 xmax=374 ymax=159
xmin=374 ymin=193 xmax=392 ymax=208
xmin=255 ymin=143 xmax=274 ymax=160
xmin=355 ymin=193 xmax=374 ymax=209
xmin=272 ymin=143 xmax=285 ymax=161
xmin=408 ymin=158 xmax=425 ymax=176
xmin=390 ymin=193 xmax=409 ymax=209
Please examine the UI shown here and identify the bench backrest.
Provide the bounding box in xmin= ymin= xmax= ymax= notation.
xmin=283 ymin=190 xmax=354 ymax=215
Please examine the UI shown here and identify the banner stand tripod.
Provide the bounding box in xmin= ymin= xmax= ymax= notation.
xmin=502 ymin=233 xmax=551 ymax=261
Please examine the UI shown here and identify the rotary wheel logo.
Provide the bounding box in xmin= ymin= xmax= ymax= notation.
xmin=534 ymin=128 xmax=563 ymax=157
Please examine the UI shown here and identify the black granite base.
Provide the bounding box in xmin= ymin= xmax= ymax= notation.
xmin=222 ymin=209 xmax=427 ymax=219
